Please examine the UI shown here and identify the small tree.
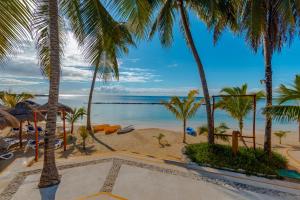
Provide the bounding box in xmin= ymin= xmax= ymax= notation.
xmin=198 ymin=123 xmax=230 ymax=142
xmin=78 ymin=126 xmax=89 ymax=150
xmin=153 ymin=133 xmax=165 ymax=147
xmin=273 ymin=131 xmax=289 ymax=144
xmin=66 ymin=107 xmax=86 ymax=135
xmin=162 ymin=90 xmax=203 ymax=143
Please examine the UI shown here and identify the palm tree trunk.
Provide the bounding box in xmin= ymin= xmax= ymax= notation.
xmin=239 ymin=119 xmax=243 ymax=136
xmin=71 ymin=122 xmax=74 ymax=135
xmin=298 ymin=120 xmax=300 ymax=142
xmin=39 ymin=0 xmax=60 ymax=188
xmin=183 ymin=119 xmax=186 ymax=143
xmin=19 ymin=121 xmax=22 ymax=148
xmin=178 ymin=0 xmax=214 ymax=144
xmin=263 ymin=33 xmax=272 ymax=157
xmin=86 ymin=65 xmax=99 ymax=133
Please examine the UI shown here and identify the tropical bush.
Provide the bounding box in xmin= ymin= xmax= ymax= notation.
xmin=273 ymin=131 xmax=289 ymax=144
xmin=185 ymin=143 xmax=287 ymax=176
xmin=78 ymin=126 xmax=89 ymax=150
xmin=198 ymin=123 xmax=230 ymax=142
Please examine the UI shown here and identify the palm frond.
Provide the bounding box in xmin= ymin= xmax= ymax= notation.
xmin=0 ymin=0 xmax=32 ymax=63
xmin=264 ymin=105 xmax=300 ymax=122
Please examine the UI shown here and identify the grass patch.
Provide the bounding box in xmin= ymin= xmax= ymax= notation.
xmin=185 ymin=143 xmax=287 ymax=176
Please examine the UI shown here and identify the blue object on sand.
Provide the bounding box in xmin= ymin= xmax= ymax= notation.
xmin=278 ymin=169 xmax=300 ymax=180
xmin=186 ymin=127 xmax=197 ymax=137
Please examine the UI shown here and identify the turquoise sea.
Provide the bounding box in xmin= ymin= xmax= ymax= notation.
xmin=35 ymin=94 xmax=298 ymax=134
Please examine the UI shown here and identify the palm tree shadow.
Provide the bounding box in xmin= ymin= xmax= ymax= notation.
xmin=88 ymin=132 xmax=115 ymax=151
xmin=39 ymin=185 xmax=58 ymax=200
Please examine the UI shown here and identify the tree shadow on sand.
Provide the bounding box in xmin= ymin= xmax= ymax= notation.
xmin=88 ymin=132 xmax=116 ymax=151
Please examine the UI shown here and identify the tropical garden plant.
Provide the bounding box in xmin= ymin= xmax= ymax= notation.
xmin=148 ymin=0 xmax=237 ymax=144
xmin=153 ymin=133 xmax=166 ymax=147
xmin=0 ymin=91 xmax=34 ymax=108
xmin=215 ymin=84 xmax=264 ymax=136
xmin=264 ymin=75 xmax=300 ymax=142
xmin=78 ymin=125 xmax=89 ymax=151
xmin=198 ymin=123 xmax=230 ymax=142
xmin=273 ymin=131 xmax=289 ymax=145
xmin=235 ymin=0 xmax=300 ymax=155
xmin=66 ymin=107 xmax=86 ymax=135
xmin=162 ymin=90 xmax=203 ymax=143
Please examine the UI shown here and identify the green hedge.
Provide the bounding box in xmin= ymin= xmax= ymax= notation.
xmin=185 ymin=143 xmax=287 ymax=176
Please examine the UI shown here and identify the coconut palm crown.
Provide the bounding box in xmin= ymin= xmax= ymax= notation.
xmin=162 ymin=90 xmax=204 ymax=143
xmin=264 ymin=75 xmax=300 ymax=142
xmin=0 ymin=91 xmax=34 ymax=108
xmin=215 ymin=84 xmax=264 ymax=136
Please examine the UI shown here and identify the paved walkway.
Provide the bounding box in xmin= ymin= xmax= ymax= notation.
xmin=0 ymin=154 xmax=300 ymax=200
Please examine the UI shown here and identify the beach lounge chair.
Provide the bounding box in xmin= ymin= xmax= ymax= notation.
xmin=186 ymin=127 xmax=197 ymax=137
xmin=0 ymin=152 xmax=13 ymax=160
xmin=93 ymin=124 xmax=110 ymax=132
xmin=54 ymin=139 xmax=63 ymax=149
xmin=27 ymin=125 xmax=44 ymax=134
xmin=117 ymin=125 xmax=135 ymax=134
xmin=11 ymin=127 xmax=20 ymax=134
xmin=3 ymin=138 xmax=24 ymax=148
xmin=104 ymin=125 xmax=121 ymax=135
xmin=26 ymin=138 xmax=44 ymax=150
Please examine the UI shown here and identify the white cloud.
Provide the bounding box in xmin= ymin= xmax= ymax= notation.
xmin=0 ymin=78 xmax=43 ymax=86
xmin=167 ymin=63 xmax=178 ymax=68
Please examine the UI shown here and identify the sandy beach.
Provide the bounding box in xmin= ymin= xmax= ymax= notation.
xmin=1 ymin=126 xmax=300 ymax=173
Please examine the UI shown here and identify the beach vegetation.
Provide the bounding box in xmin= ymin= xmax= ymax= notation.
xmin=162 ymin=90 xmax=204 ymax=143
xmin=215 ymin=84 xmax=264 ymax=136
xmin=66 ymin=107 xmax=86 ymax=135
xmin=273 ymin=131 xmax=289 ymax=145
xmin=148 ymin=0 xmax=237 ymax=144
xmin=264 ymin=75 xmax=300 ymax=142
xmin=78 ymin=126 xmax=89 ymax=151
xmin=0 ymin=91 xmax=34 ymax=108
xmin=235 ymin=1 xmax=300 ymax=156
xmin=185 ymin=143 xmax=287 ymax=176
xmin=198 ymin=123 xmax=230 ymax=142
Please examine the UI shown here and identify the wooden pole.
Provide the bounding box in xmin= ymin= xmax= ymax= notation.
xmin=19 ymin=121 xmax=22 ymax=148
xmin=253 ymin=95 xmax=256 ymax=150
xmin=63 ymin=110 xmax=66 ymax=151
xmin=34 ymin=112 xmax=38 ymax=161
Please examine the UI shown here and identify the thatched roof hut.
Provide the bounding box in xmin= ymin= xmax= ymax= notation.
xmin=39 ymin=102 xmax=74 ymax=114
xmin=0 ymin=109 xmax=19 ymax=129
xmin=9 ymin=102 xmax=45 ymax=122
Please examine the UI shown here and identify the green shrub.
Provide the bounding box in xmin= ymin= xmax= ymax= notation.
xmin=185 ymin=143 xmax=287 ymax=176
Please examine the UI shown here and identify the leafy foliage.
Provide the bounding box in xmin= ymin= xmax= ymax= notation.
xmin=66 ymin=107 xmax=86 ymax=124
xmin=78 ymin=125 xmax=89 ymax=150
xmin=215 ymin=84 xmax=264 ymax=134
xmin=0 ymin=0 xmax=33 ymax=63
xmin=264 ymin=75 xmax=300 ymax=122
xmin=0 ymin=91 xmax=34 ymax=108
xmin=273 ymin=130 xmax=289 ymax=144
xmin=186 ymin=143 xmax=287 ymax=176
xmin=198 ymin=123 xmax=230 ymax=142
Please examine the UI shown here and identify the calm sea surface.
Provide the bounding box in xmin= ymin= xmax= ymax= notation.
xmin=34 ymin=94 xmax=298 ymax=133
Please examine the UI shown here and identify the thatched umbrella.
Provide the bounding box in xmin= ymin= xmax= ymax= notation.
xmin=0 ymin=109 xmax=19 ymax=129
xmin=9 ymin=102 xmax=45 ymax=149
xmin=39 ymin=102 xmax=74 ymax=151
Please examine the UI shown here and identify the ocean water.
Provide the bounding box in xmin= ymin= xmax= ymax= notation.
xmin=34 ymin=94 xmax=298 ymax=134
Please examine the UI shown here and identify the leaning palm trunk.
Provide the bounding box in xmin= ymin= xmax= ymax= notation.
xmin=298 ymin=121 xmax=300 ymax=143
xmin=178 ymin=0 xmax=214 ymax=144
xmin=39 ymin=0 xmax=60 ymax=188
xmin=183 ymin=119 xmax=186 ymax=143
xmin=86 ymin=65 xmax=99 ymax=133
xmin=263 ymin=32 xmax=273 ymax=156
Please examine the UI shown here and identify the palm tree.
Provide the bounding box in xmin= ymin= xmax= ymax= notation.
xmin=38 ymin=0 xmax=61 ymax=188
xmin=273 ymin=130 xmax=289 ymax=144
xmin=148 ymin=0 xmax=236 ymax=144
xmin=236 ymin=0 xmax=300 ymax=155
xmin=264 ymin=75 xmax=300 ymax=142
xmin=198 ymin=123 xmax=230 ymax=142
xmin=215 ymin=84 xmax=264 ymax=136
xmin=0 ymin=0 xmax=32 ymax=63
xmin=66 ymin=107 xmax=86 ymax=135
xmin=0 ymin=91 xmax=34 ymax=108
xmin=162 ymin=90 xmax=203 ymax=143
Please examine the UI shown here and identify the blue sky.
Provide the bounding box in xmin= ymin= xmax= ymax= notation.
xmin=1 ymin=14 xmax=299 ymax=96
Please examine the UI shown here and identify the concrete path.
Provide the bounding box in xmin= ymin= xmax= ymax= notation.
xmin=0 ymin=154 xmax=299 ymax=200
